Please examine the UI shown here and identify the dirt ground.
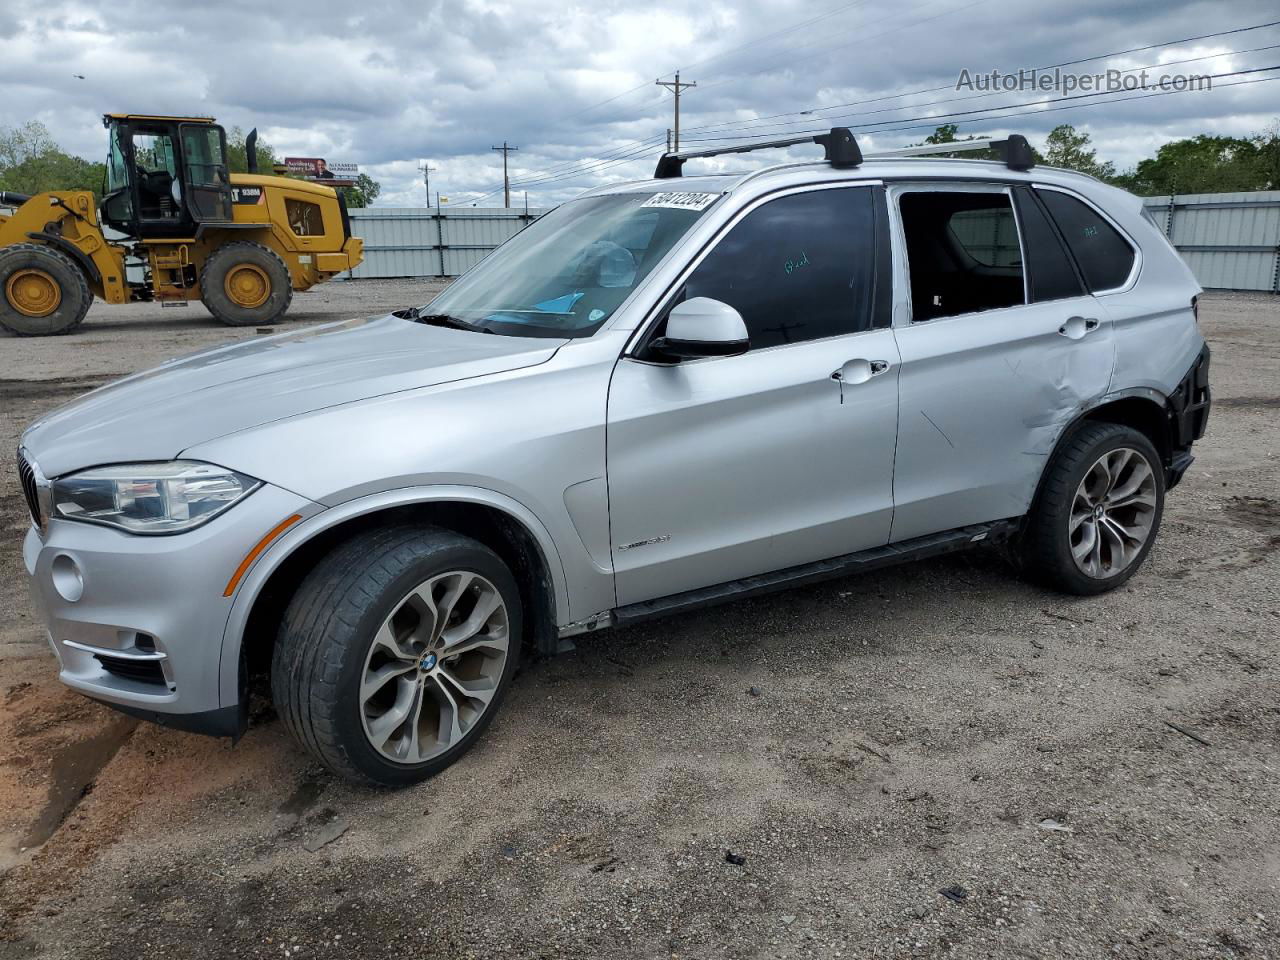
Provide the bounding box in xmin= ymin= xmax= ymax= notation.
xmin=0 ymin=284 xmax=1277 ymax=960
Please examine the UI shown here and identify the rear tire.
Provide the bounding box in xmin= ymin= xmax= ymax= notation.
xmin=0 ymin=243 xmax=91 ymax=336
xmin=200 ymin=241 xmax=293 ymax=327
xmin=271 ymin=526 xmax=522 ymax=787
xmin=1022 ymin=421 xmax=1165 ymax=595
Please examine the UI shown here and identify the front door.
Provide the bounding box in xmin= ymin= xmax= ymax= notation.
xmin=889 ymin=183 xmax=1117 ymax=542
xmin=178 ymin=124 xmax=233 ymax=223
xmin=606 ymin=184 xmax=900 ymax=607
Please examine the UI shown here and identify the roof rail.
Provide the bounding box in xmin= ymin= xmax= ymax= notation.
xmin=654 ymin=127 xmax=862 ymax=178
xmin=864 ymin=134 xmax=1036 ymax=171
xmin=653 ymin=129 xmax=1035 ymax=178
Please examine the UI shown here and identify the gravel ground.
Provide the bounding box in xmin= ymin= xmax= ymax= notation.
xmin=0 ymin=285 xmax=1277 ymax=960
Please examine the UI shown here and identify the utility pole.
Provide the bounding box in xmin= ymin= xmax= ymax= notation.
xmin=418 ymin=160 xmax=437 ymax=206
xmin=655 ymin=72 xmax=696 ymax=150
xmin=491 ymin=141 xmax=518 ymax=208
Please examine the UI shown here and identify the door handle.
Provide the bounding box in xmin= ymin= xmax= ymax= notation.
xmin=831 ymin=359 xmax=891 ymax=385
xmin=1058 ymin=316 xmax=1100 ymax=339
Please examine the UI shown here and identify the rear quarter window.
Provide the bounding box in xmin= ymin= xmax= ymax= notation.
xmin=1038 ymin=189 xmax=1136 ymax=292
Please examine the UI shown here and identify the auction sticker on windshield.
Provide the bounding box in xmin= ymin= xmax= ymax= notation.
xmin=641 ymin=192 xmax=719 ymax=211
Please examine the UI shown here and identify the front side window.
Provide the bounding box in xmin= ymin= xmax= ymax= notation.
xmin=681 ymin=186 xmax=881 ymax=349
xmin=423 ymin=192 xmax=717 ymax=338
xmin=899 ymin=190 xmax=1026 ymax=322
xmin=1038 ymin=189 xmax=1136 ymax=291
xmin=131 ymin=129 xmax=181 ymax=221
xmin=102 ymin=127 xmax=133 ymax=224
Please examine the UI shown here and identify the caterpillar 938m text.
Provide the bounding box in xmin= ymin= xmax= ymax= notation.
xmin=0 ymin=114 xmax=363 ymax=336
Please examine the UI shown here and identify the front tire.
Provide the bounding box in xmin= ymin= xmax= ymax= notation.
xmin=272 ymin=526 xmax=522 ymax=787
xmin=1022 ymin=422 xmax=1165 ymax=595
xmin=200 ymin=241 xmax=293 ymax=327
xmin=0 ymin=243 xmax=92 ymax=336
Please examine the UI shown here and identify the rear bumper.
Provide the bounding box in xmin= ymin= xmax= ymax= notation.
xmin=1165 ymin=342 xmax=1211 ymax=489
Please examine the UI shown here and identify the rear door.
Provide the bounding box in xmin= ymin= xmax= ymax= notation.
xmin=179 ymin=124 xmax=233 ymax=223
xmin=889 ymin=183 xmax=1116 ymax=542
xmin=606 ymin=183 xmax=900 ymax=606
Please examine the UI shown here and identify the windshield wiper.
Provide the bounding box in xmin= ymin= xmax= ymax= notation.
xmin=394 ymin=307 xmax=488 ymax=332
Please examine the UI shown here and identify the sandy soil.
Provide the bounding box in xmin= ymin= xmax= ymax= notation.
xmin=0 ymin=286 xmax=1277 ymax=960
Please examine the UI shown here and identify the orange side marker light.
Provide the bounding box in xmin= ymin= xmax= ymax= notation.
xmin=223 ymin=514 xmax=302 ymax=597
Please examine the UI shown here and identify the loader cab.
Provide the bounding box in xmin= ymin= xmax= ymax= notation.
xmin=100 ymin=115 xmax=233 ymax=239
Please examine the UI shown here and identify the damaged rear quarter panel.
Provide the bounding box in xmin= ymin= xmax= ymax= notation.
xmin=890 ymin=295 xmax=1116 ymax=543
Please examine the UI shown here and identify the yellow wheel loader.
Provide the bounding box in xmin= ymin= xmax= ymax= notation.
xmin=0 ymin=114 xmax=364 ymax=336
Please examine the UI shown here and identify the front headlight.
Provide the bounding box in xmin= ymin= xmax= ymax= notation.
xmin=51 ymin=461 xmax=260 ymax=535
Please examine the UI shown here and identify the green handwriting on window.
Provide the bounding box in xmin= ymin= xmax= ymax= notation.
xmin=784 ymin=251 xmax=810 ymax=275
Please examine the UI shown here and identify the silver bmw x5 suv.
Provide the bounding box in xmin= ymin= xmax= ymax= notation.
xmin=18 ymin=130 xmax=1210 ymax=786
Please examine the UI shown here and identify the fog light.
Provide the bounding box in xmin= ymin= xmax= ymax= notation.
xmin=51 ymin=553 xmax=84 ymax=602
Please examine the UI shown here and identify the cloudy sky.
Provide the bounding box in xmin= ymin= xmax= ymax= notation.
xmin=1 ymin=0 xmax=1277 ymax=207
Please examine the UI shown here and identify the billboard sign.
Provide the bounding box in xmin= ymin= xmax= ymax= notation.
xmin=284 ymin=157 xmax=359 ymax=184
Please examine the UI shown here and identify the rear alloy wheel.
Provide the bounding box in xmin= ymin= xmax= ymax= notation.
xmin=272 ymin=526 xmax=521 ymax=786
xmin=0 ymin=243 xmax=92 ymax=336
xmin=200 ymin=240 xmax=293 ymax=326
xmin=1069 ymin=447 xmax=1159 ymax=579
xmin=1022 ymin=421 xmax=1165 ymax=595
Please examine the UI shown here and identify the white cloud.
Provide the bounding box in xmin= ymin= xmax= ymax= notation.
xmin=0 ymin=0 xmax=1276 ymax=207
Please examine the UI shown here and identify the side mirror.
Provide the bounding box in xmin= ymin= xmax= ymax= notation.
xmin=648 ymin=297 xmax=749 ymax=362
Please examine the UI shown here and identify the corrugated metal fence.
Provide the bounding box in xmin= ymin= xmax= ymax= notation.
xmin=347 ymin=207 xmax=543 ymax=279
xmin=1142 ymin=191 xmax=1280 ymax=292
xmin=347 ymin=195 xmax=1280 ymax=292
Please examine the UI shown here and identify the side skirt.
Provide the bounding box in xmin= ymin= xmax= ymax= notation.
xmin=606 ymin=518 xmax=1021 ymax=630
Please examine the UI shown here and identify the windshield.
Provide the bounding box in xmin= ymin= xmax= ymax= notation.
xmin=421 ymin=192 xmax=718 ymax=338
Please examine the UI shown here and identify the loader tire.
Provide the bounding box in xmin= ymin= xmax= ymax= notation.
xmin=0 ymin=243 xmax=92 ymax=336
xmin=200 ymin=241 xmax=293 ymax=327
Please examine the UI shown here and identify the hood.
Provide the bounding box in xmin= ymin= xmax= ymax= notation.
xmin=21 ymin=315 xmax=566 ymax=477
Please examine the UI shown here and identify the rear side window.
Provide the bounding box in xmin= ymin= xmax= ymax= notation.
xmin=898 ymin=190 xmax=1026 ymax=322
xmin=1012 ymin=187 xmax=1085 ymax=302
xmin=1038 ymin=189 xmax=1136 ymax=291
xmin=948 ymin=206 xmax=1021 ymax=267
xmin=683 ymin=186 xmax=881 ymax=349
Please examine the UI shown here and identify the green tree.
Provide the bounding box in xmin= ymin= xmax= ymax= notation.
xmin=1113 ymin=133 xmax=1272 ymax=194
xmin=225 ymin=126 xmax=277 ymax=174
xmin=1042 ymin=125 xmax=1115 ymax=179
xmin=0 ymin=120 xmax=105 ymax=198
xmin=340 ymin=172 xmax=381 ymax=208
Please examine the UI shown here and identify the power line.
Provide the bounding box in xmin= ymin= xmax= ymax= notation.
xmin=680 ymin=42 xmax=1280 ymax=142
xmin=686 ymin=65 xmax=1280 ymax=156
xmin=679 ymin=16 xmax=1280 ymax=137
xmin=471 ymin=69 xmax=1280 ymax=203
xmin=474 ymin=17 xmax=1280 ymax=203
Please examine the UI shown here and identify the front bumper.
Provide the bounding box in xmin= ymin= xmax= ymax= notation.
xmin=23 ymin=482 xmax=316 ymax=736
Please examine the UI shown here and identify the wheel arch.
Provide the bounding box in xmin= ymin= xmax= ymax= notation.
xmin=218 ymin=487 xmax=568 ymax=710
xmin=1027 ymin=389 xmax=1172 ymax=520
xmin=24 ymin=231 xmax=102 ymax=284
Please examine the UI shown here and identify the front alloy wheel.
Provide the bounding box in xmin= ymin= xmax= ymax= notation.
xmin=360 ymin=571 xmax=510 ymax=764
xmin=273 ymin=526 xmax=522 ymax=786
